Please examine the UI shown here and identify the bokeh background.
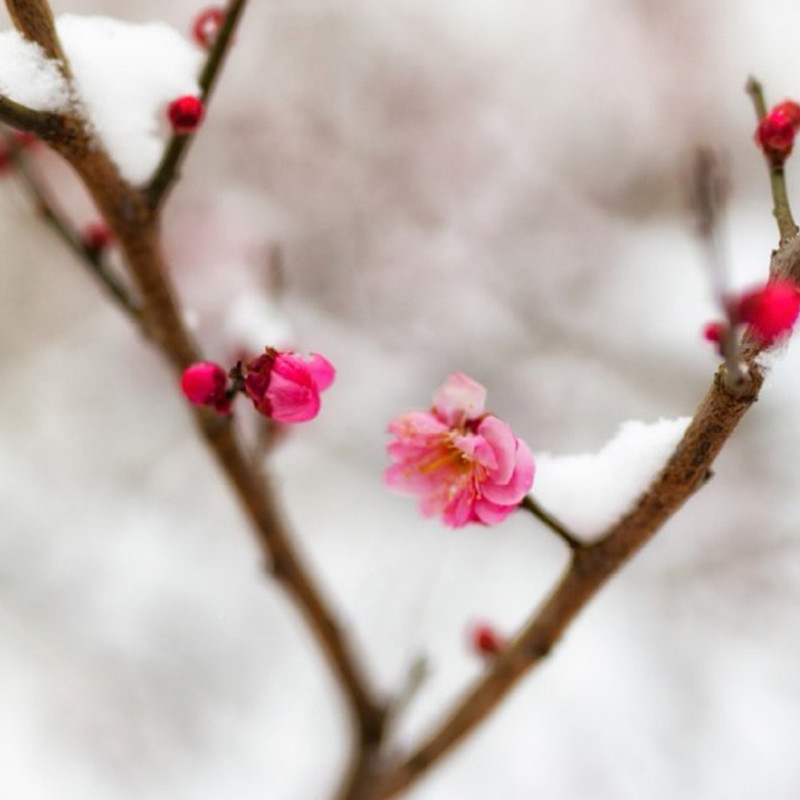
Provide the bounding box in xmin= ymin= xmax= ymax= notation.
xmin=2 ymin=0 xmax=800 ymax=797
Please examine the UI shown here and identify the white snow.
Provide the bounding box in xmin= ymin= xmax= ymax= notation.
xmin=57 ymin=15 xmax=203 ymax=183
xmin=0 ymin=30 xmax=70 ymax=112
xmin=0 ymin=16 xmax=202 ymax=182
xmin=532 ymin=417 xmax=691 ymax=539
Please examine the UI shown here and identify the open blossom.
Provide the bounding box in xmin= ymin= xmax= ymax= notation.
xmin=244 ymin=349 xmax=335 ymax=423
xmin=386 ymin=373 xmax=534 ymax=528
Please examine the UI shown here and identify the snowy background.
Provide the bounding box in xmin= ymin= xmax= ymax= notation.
xmin=2 ymin=0 xmax=800 ymax=798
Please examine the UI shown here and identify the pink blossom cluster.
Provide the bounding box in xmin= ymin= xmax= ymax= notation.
xmin=385 ymin=373 xmax=534 ymax=528
xmin=180 ymin=349 xmax=335 ymax=423
xmin=704 ymin=278 xmax=800 ymax=351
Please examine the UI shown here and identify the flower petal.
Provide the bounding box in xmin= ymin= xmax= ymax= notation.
xmin=480 ymin=438 xmax=535 ymax=505
xmin=307 ymin=353 xmax=336 ymax=392
xmin=442 ymin=489 xmax=475 ymax=528
xmin=477 ymin=416 xmax=516 ymax=484
xmin=265 ymin=359 xmax=320 ymax=422
xmin=433 ymin=372 xmax=487 ymax=426
xmin=473 ymin=497 xmax=516 ymax=525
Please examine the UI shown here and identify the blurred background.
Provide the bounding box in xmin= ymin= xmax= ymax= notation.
xmin=1 ymin=0 xmax=800 ymax=797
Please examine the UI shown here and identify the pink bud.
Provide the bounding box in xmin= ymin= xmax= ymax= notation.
xmin=82 ymin=221 xmax=113 ymax=255
xmin=756 ymin=109 xmax=796 ymax=165
xmin=735 ymin=279 xmax=800 ymax=345
xmin=168 ymin=96 xmax=204 ymax=135
xmin=180 ymin=362 xmax=230 ymax=412
xmin=192 ymin=7 xmax=225 ymax=49
xmin=244 ymin=350 xmax=335 ymax=423
xmin=469 ymin=622 xmax=505 ymax=657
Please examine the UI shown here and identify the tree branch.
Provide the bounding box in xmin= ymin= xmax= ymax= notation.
xmin=746 ymin=76 xmax=799 ymax=244
xmin=146 ymin=0 xmax=249 ymax=207
xmin=519 ymin=494 xmax=584 ymax=550
xmin=6 ymin=0 xmax=70 ymax=74
xmin=373 ymin=333 xmax=769 ymax=799
xmin=367 ymin=86 xmax=800 ymax=795
xmin=4 ymin=133 xmax=143 ymax=325
xmin=49 ymin=109 xmax=386 ymax=766
xmin=0 ymin=95 xmax=68 ymax=141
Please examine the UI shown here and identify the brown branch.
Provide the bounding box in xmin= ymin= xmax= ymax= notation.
xmin=6 ymin=0 xmax=70 ymax=74
xmin=689 ymin=148 xmax=750 ymax=393
xmin=372 ymin=330 xmax=769 ymax=799
xmin=0 ymin=95 xmax=68 ymax=141
xmin=364 ymin=86 xmax=800 ymax=797
xmin=4 ymin=133 xmax=143 ymax=324
xmin=44 ymin=101 xmax=386 ymax=768
xmin=146 ymin=0 xmax=249 ymax=207
xmin=519 ymin=494 xmax=584 ymax=551
xmin=746 ymin=76 xmax=799 ymax=244
xmin=5 ymin=0 xmax=384 ymax=764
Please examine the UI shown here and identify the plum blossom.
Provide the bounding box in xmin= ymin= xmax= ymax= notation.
xmin=386 ymin=373 xmax=534 ymax=528
xmin=244 ymin=349 xmax=335 ymax=423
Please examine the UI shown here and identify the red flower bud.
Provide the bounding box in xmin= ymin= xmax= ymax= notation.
xmin=193 ymin=7 xmax=225 ymax=49
xmin=703 ymin=321 xmax=725 ymax=344
xmin=773 ymin=100 xmax=800 ymax=128
xmin=82 ymin=222 xmax=113 ymax=255
xmin=756 ymin=109 xmax=796 ymax=164
xmin=180 ymin=362 xmax=230 ymax=413
xmin=168 ymin=96 xmax=204 ymax=135
xmin=735 ymin=279 xmax=800 ymax=345
xmin=244 ymin=350 xmax=335 ymax=423
xmin=469 ymin=622 xmax=505 ymax=657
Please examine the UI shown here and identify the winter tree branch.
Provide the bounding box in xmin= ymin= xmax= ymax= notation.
xmin=349 ymin=88 xmax=800 ymax=800
xmin=146 ymin=0 xmax=250 ymax=207
xmin=4 ymin=132 xmax=144 ymax=324
xmin=747 ymin=76 xmax=799 ymax=243
xmin=3 ymin=0 xmax=387 ymax=768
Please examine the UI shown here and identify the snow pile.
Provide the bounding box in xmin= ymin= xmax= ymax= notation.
xmin=57 ymin=15 xmax=203 ymax=183
xmin=0 ymin=30 xmax=70 ymax=111
xmin=532 ymin=417 xmax=691 ymax=538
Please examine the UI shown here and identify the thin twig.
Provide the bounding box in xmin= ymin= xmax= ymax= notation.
xmin=146 ymin=0 xmax=249 ymax=207
xmin=689 ymin=148 xmax=750 ymax=393
xmin=4 ymin=133 xmax=144 ymax=325
xmin=519 ymin=495 xmax=584 ymax=551
xmin=746 ymin=76 xmax=799 ymax=243
xmin=0 ymin=95 xmax=67 ymax=141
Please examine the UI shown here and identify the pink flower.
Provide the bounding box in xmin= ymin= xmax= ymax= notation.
xmin=180 ymin=362 xmax=231 ymax=413
xmin=385 ymin=373 xmax=534 ymax=528
xmin=244 ymin=349 xmax=335 ymax=423
xmin=734 ymin=279 xmax=800 ymax=345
